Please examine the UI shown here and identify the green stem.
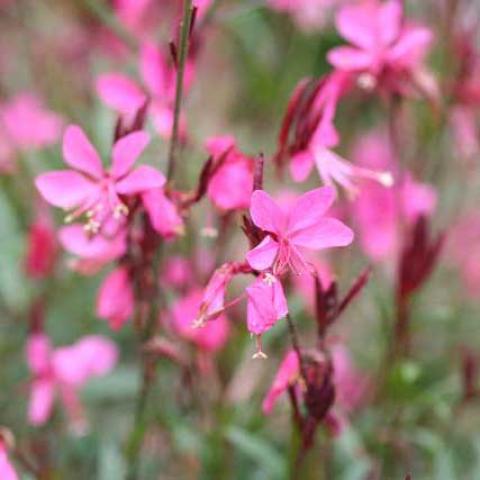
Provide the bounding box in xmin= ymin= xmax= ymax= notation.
xmin=167 ymin=0 xmax=194 ymax=182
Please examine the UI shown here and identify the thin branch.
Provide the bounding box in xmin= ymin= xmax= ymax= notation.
xmin=167 ymin=0 xmax=195 ymax=182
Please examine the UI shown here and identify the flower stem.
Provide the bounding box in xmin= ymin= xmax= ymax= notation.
xmin=167 ymin=0 xmax=194 ymax=182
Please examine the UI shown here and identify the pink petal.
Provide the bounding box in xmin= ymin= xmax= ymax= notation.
xmin=96 ymin=267 xmax=134 ymax=330
xmin=0 ymin=447 xmax=18 ymax=480
xmin=35 ymin=171 xmax=98 ymax=209
xmin=250 ymin=190 xmax=286 ymax=234
xmin=28 ymin=379 xmax=55 ymax=426
xmin=335 ymin=3 xmax=377 ymax=50
xmin=96 ymin=73 xmax=147 ymax=113
xmin=142 ymin=189 xmax=184 ymax=238
xmin=140 ymin=42 xmax=169 ymax=98
xmin=111 ymin=131 xmax=151 ymax=178
xmin=59 ymin=225 xmax=127 ymax=259
xmin=287 ymin=187 xmax=336 ymax=234
xmin=246 ymin=235 xmax=279 ymax=271
xmin=26 ymin=334 xmax=52 ymax=375
xmin=378 ymin=0 xmax=403 ymax=46
xmin=115 ymin=165 xmax=166 ymax=194
xmin=262 ymin=350 xmax=300 ymax=415
xmin=63 ymin=125 xmax=103 ymax=178
xmin=388 ymin=26 xmax=433 ymax=67
xmin=290 ymin=150 xmax=314 ymax=182
xmin=290 ymin=217 xmax=354 ymax=250
xmin=327 ymin=46 xmax=374 ymax=71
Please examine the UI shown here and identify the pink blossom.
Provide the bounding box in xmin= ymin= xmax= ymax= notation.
xmin=169 ymin=290 xmax=230 ymax=353
xmin=35 ymin=125 xmax=165 ymax=235
xmin=352 ymin=132 xmax=436 ymax=261
xmin=97 ymin=42 xmax=193 ymax=138
xmin=328 ymin=0 xmax=434 ymax=93
xmin=246 ymin=273 xmax=288 ymax=358
xmin=96 ymin=266 xmax=134 ymax=330
xmin=159 ymin=256 xmax=193 ymax=290
xmin=26 ymin=333 xmax=117 ymax=430
xmin=113 ymin=0 xmax=154 ymax=36
xmin=262 ymin=349 xmax=300 ymax=414
xmin=205 ymin=135 xmax=255 ymax=211
xmin=0 ymin=438 xmax=17 ymax=480
xmin=0 ymin=93 xmax=62 ymax=150
xmin=246 ymin=187 xmax=353 ymax=275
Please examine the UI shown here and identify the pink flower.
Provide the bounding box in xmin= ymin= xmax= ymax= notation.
xmin=352 ymin=132 xmax=436 ymax=261
xmin=159 ymin=256 xmax=193 ymax=290
xmin=262 ymin=349 xmax=300 ymax=414
xmin=328 ymin=0 xmax=434 ymax=92
xmin=246 ymin=187 xmax=353 ymax=275
xmin=113 ymin=0 xmax=154 ymax=36
xmin=26 ymin=333 xmax=117 ymax=431
xmin=246 ymin=273 xmax=288 ymax=358
xmin=0 ymin=93 xmax=62 ymax=150
xmin=35 ymin=125 xmax=165 ymax=234
xmin=96 ymin=266 xmax=134 ymax=330
xmin=205 ymin=135 xmax=254 ymax=211
xmin=0 ymin=437 xmax=17 ymax=480
xmin=169 ymin=290 xmax=230 ymax=353
xmin=97 ymin=42 xmax=192 ymax=138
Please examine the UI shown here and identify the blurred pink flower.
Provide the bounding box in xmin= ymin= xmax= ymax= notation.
xmin=0 ymin=438 xmax=17 ymax=480
xmin=352 ymin=131 xmax=436 ymax=261
xmin=26 ymin=333 xmax=117 ymax=431
xmin=97 ymin=42 xmax=193 ymax=138
xmin=246 ymin=187 xmax=353 ymax=274
xmin=328 ymin=0 xmax=435 ymax=94
xmin=36 ymin=125 xmax=164 ymax=235
xmin=0 ymin=93 xmax=62 ymax=151
xmin=159 ymin=256 xmax=193 ymax=290
xmin=246 ymin=273 xmax=288 ymax=358
xmin=205 ymin=135 xmax=254 ymax=211
xmin=262 ymin=349 xmax=300 ymax=414
xmin=96 ymin=266 xmax=134 ymax=330
xmin=113 ymin=0 xmax=154 ymax=37
xmin=169 ymin=289 xmax=230 ymax=353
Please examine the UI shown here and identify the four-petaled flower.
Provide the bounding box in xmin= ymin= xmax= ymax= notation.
xmin=35 ymin=125 xmax=165 ymax=235
xmin=246 ymin=187 xmax=354 ymax=275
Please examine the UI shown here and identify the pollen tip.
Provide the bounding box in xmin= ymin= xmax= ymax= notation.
xmin=379 ymin=172 xmax=394 ymax=187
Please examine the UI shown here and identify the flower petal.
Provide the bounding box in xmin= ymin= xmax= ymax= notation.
xmin=111 ymin=130 xmax=151 ymax=178
xmin=115 ymin=165 xmax=166 ymax=194
xmin=250 ymin=190 xmax=286 ymax=234
xmin=287 ymin=187 xmax=336 ymax=234
xmin=35 ymin=171 xmax=97 ymax=209
xmin=63 ymin=125 xmax=103 ymax=178
xmin=246 ymin=235 xmax=279 ymax=271
xmin=290 ymin=218 xmax=354 ymax=250
xmin=336 ymin=3 xmax=378 ymax=49
xmin=140 ymin=42 xmax=169 ymax=98
xmin=28 ymin=379 xmax=55 ymax=426
xmin=327 ymin=46 xmax=374 ymax=71
xmin=96 ymin=73 xmax=147 ymax=113
xmin=290 ymin=150 xmax=314 ymax=182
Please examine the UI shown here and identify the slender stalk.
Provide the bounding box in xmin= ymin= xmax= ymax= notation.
xmin=167 ymin=0 xmax=194 ymax=182
xmin=285 ymin=314 xmax=307 ymax=382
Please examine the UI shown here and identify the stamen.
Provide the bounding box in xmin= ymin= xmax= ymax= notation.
xmin=252 ymin=335 xmax=268 ymax=359
xmin=113 ymin=203 xmax=129 ymax=219
xmin=263 ymin=273 xmax=276 ymax=286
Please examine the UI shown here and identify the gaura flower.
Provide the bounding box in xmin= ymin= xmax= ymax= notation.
xmin=246 ymin=273 xmax=288 ymax=358
xmin=26 ymin=333 xmax=117 ymax=432
xmin=142 ymin=188 xmax=184 ymax=238
xmin=205 ymin=135 xmax=254 ymax=211
xmin=246 ymin=187 xmax=354 ymax=275
xmin=97 ymin=42 xmax=193 ymax=138
xmin=0 ymin=92 xmax=62 ymax=151
xmin=327 ymin=0 xmax=434 ymax=94
xmin=96 ymin=266 xmax=134 ymax=330
xmin=35 ymin=125 xmax=165 ymax=235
